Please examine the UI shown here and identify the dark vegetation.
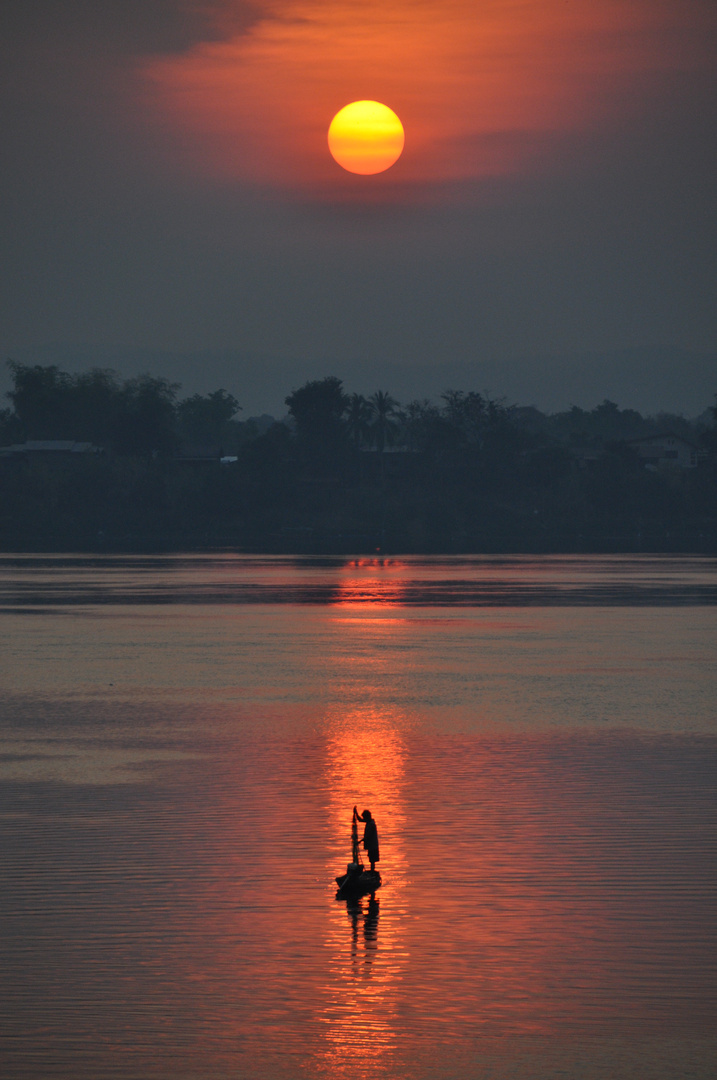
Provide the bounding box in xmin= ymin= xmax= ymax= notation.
xmin=1 ymin=362 xmax=715 ymax=552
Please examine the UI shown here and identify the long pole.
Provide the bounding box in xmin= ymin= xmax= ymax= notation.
xmin=352 ymin=812 xmax=360 ymax=865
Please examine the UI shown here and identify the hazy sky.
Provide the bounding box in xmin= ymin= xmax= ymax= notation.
xmin=2 ymin=0 xmax=715 ymax=416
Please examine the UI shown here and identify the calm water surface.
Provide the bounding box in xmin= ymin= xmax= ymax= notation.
xmin=1 ymin=555 xmax=715 ymax=1079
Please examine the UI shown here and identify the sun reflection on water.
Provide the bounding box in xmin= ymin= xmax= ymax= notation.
xmin=316 ymin=706 xmax=409 ymax=1077
xmin=330 ymin=559 xmax=409 ymax=607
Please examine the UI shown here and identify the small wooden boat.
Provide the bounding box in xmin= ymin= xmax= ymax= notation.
xmin=335 ymin=810 xmax=381 ymax=898
xmin=335 ymin=862 xmax=381 ymax=898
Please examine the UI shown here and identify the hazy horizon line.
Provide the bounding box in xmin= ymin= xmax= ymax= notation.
xmin=1 ymin=343 xmax=714 ymax=421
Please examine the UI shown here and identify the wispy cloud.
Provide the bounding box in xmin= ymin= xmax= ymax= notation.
xmin=142 ymin=0 xmax=715 ymax=197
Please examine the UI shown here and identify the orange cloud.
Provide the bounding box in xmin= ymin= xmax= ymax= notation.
xmin=142 ymin=0 xmax=714 ymax=197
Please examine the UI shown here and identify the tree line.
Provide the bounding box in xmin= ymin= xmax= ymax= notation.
xmin=1 ymin=363 xmax=715 ymax=552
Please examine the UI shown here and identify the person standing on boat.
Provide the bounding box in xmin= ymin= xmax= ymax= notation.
xmin=353 ymin=806 xmax=380 ymax=872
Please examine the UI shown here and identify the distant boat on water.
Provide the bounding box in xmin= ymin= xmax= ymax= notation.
xmin=335 ymin=810 xmax=382 ymax=898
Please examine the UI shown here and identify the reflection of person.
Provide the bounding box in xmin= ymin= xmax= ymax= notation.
xmin=353 ymin=806 xmax=380 ymax=872
xmin=364 ymin=894 xmax=379 ymax=942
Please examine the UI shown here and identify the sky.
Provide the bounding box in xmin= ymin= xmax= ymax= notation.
xmin=1 ymin=0 xmax=715 ymax=417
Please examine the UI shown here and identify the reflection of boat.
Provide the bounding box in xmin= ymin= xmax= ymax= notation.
xmin=335 ymin=810 xmax=382 ymax=898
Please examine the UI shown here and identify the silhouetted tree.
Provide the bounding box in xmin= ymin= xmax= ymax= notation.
xmin=398 ymin=398 xmax=441 ymax=452
xmin=285 ymin=376 xmax=349 ymax=474
xmin=70 ymin=368 xmax=127 ymax=446
xmin=176 ymin=389 xmax=241 ymax=452
xmin=1 ymin=362 xmax=714 ymax=553
xmin=5 ymin=362 xmax=180 ymax=455
xmin=345 ymin=393 xmax=372 ymax=449
xmin=700 ymin=393 xmax=717 ymax=466
xmin=549 ymin=399 xmax=649 ymax=447
xmin=0 ymin=407 xmax=23 ymax=445
xmin=6 ymin=362 xmax=73 ymax=439
xmin=368 ymin=390 xmax=399 ymax=454
xmin=115 ymin=375 xmax=180 ymax=457
xmin=7 ymin=363 xmax=125 ymax=446
xmin=441 ymin=390 xmax=488 ymax=446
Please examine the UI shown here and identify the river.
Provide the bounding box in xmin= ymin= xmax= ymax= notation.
xmin=1 ymin=554 xmax=715 ymax=1079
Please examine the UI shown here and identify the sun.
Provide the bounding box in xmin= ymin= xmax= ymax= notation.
xmin=328 ymin=101 xmax=405 ymax=175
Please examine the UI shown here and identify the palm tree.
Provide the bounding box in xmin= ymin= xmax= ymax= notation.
xmin=345 ymin=393 xmax=372 ymax=449
xmin=369 ymin=390 xmax=399 ymax=455
xmin=369 ymin=392 xmax=399 ymax=506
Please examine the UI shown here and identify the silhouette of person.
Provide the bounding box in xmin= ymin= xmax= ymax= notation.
xmin=354 ymin=806 xmax=380 ymax=872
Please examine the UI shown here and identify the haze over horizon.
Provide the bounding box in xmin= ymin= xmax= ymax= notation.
xmin=1 ymin=346 xmax=715 ymax=421
xmin=2 ymin=0 xmax=715 ymax=418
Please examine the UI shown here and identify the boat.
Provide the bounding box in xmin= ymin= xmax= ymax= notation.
xmin=335 ymin=863 xmax=382 ymax=898
xmin=335 ymin=810 xmax=382 ymax=898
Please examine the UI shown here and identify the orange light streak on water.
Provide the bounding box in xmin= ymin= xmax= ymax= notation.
xmin=320 ymin=706 xmax=409 ymax=1078
xmin=330 ymin=559 xmax=409 ymax=606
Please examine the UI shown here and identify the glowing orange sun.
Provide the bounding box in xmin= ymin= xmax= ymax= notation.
xmin=328 ymin=100 xmax=405 ymax=175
